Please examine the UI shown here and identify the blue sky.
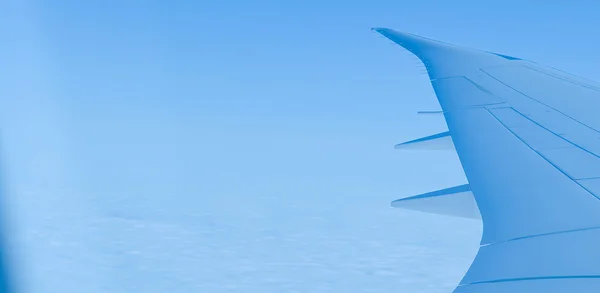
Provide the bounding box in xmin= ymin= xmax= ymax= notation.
xmin=1 ymin=0 xmax=599 ymax=292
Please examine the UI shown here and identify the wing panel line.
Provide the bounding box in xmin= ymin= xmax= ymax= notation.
xmin=577 ymin=177 xmax=600 ymax=181
xmin=486 ymin=108 xmax=600 ymax=201
xmin=509 ymin=107 xmax=600 ymax=161
xmin=480 ymin=68 xmax=600 ymax=136
xmin=459 ymin=275 xmax=600 ymax=286
xmin=480 ymin=225 xmax=600 ymax=247
xmin=523 ymin=65 xmax=600 ymax=92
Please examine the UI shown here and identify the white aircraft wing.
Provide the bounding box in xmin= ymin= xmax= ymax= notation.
xmin=374 ymin=28 xmax=600 ymax=293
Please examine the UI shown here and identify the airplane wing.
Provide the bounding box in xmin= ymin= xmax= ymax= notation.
xmin=374 ymin=28 xmax=600 ymax=293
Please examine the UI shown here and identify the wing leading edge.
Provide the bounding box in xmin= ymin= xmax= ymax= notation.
xmin=375 ymin=28 xmax=600 ymax=293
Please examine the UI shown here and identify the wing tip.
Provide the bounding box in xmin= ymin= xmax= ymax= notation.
xmin=370 ymin=27 xmax=454 ymax=66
